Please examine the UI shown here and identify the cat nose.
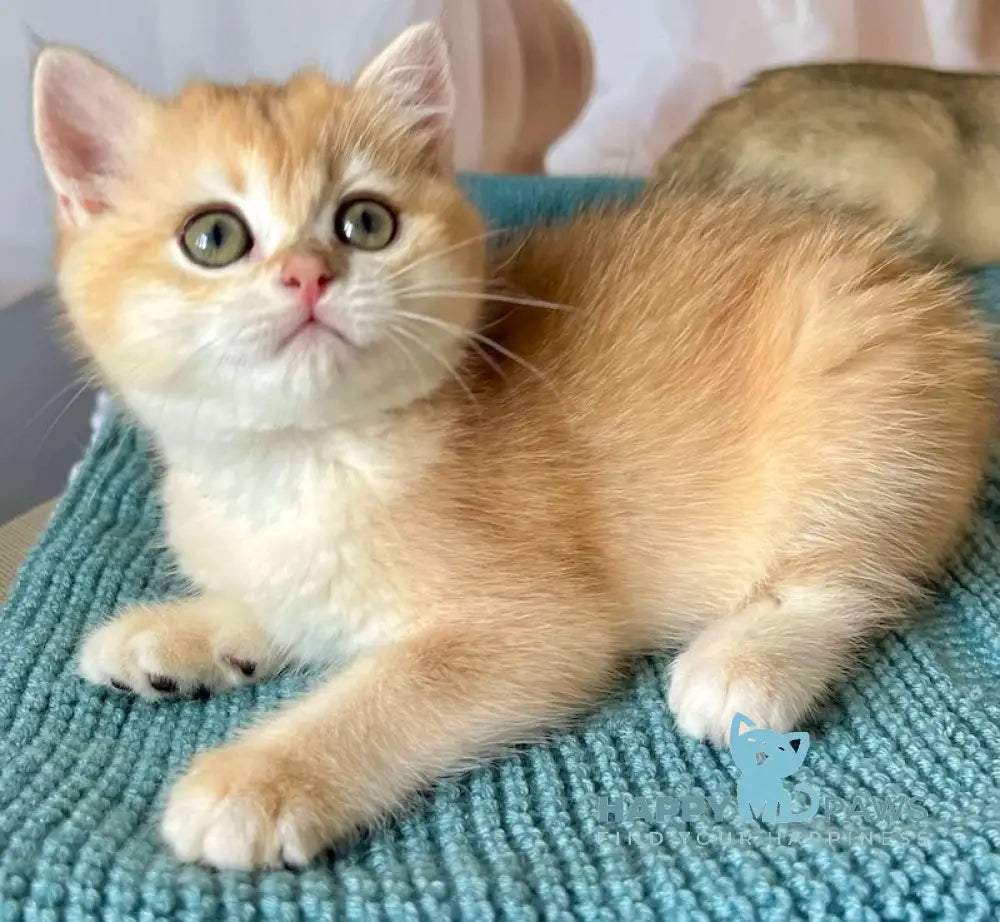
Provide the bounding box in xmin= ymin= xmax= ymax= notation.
xmin=280 ymin=252 xmax=334 ymax=310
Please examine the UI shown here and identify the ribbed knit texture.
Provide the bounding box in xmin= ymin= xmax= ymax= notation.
xmin=2 ymin=176 xmax=1000 ymax=922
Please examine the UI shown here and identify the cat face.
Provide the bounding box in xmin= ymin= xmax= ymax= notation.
xmin=729 ymin=713 xmax=809 ymax=779
xmin=33 ymin=25 xmax=485 ymax=431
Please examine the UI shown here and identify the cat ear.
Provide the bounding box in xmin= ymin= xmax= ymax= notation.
xmin=355 ymin=23 xmax=454 ymax=173
xmin=731 ymin=712 xmax=755 ymax=740
xmin=33 ymin=46 xmax=154 ymax=226
xmin=785 ymin=732 xmax=810 ymax=764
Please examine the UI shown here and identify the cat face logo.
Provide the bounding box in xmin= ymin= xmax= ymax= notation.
xmin=729 ymin=713 xmax=819 ymax=824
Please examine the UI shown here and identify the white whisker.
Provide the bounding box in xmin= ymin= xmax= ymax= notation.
xmin=398 ymin=288 xmax=574 ymax=313
xmin=385 ymin=229 xmax=509 ymax=282
xmin=35 ymin=379 xmax=94 ymax=458
xmin=384 ymin=328 xmax=431 ymax=394
xmin=467 ymin=338 xmax=508 ymax=385
xmin=390 ymin=324 xmax=478 ymax=407
xmin=392 ymin=311 xmax=559 ymax=398
xmin=491 ymin=234 xmax=531 ymax=275
xmin=23 ymin=374 xmax=99 ymax=431
xmin=391 ymin=277 xmax=485 ymax=298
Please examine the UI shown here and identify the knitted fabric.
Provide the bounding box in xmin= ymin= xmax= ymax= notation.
xmin=2 ymin=175 xmax=1000 ymax=922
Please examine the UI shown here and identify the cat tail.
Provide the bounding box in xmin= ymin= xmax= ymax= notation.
xmin=787 ymin=783 xmax=820 ymax=823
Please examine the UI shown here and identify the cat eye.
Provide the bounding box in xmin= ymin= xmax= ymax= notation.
xmin=334 ymin=197 xmax=398 ymax=251
xmin=179 ymin=209 xmax=253 ymax=268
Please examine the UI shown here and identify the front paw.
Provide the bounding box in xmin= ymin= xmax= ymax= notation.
xmin=78 ymin=604 xmax=263 ymax=700
xmin=162 ymin=744 xmax=332 ymax=869
xmin=667 ymin=641 xmax=801 ymax=746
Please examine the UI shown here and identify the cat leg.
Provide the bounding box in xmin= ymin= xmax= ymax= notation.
xmin=78 ymin=595 xmax=278 ymax=699
xmin=668 ymin=581 xmax=892 ymax=745
xmin=161 ymin=616 xmax=620 ymax=868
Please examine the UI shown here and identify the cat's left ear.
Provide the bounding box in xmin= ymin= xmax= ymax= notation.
xmin=355 ymin=22 xmax=454 ymax=173
xmin=33 ymin=46 xmax=155 ymax=227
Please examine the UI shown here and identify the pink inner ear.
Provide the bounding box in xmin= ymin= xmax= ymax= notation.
xmin=34 ymin=49 xmax=148 ymax=219
xmin=40 ymin=97 xmax=111 ymax=183
xmin=356 ymin=25 xmax=455 ymax=170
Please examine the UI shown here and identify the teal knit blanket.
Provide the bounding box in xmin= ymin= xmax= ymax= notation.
xmin=3 ymin=176 xmax=1000 ymax=922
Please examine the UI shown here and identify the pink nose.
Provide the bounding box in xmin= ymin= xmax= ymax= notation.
xmin=280 ymin=252 xmax=333 ymax=311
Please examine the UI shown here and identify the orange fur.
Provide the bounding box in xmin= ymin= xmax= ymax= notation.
xmin=33 ymin=27 xmax=997 ymax=869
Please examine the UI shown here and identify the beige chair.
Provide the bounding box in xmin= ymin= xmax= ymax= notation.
xmin=0 ymin=501 xmax=54 ymax=602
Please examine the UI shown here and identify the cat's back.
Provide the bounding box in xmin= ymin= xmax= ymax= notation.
xmin=490 ymin=187 xmax=993 ymax=503
xmin=499 ymin=189 xmax=983 ymax=407
xmin=478 ymin=189 xmax=995 ymax=620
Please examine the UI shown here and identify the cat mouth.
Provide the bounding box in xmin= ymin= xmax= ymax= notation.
xmin=278 ymin=318 xmax=354 ymax=351
xmin=755 ymin=752 xmax=768 ymax=765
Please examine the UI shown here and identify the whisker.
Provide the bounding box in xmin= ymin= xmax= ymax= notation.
xmin=390 ymin=324 xmax=479 ymax=407
xmin=385 ymin=229 xmax=509 ymax=282
xmin=490 ymin=233 xmax=531 ymax=275
xmin=390 ymin=277 xmax=485 ymax=298
xmin=463 ymin=332 xmax=557 ymax=397
xmin=479 ymin=307 xmax=517 ymax=333
xmin=393 ymin=311 xmax=559 ymax=398
xmin=384 ymin=328 xmax=432 ymax=394
xmin=467 ymin=338 xmax=508 ymax=385
xmin=23 ymin=374 xmax=99 ymax=431
xmin=398 ymin=289 xmax=574 ymax=313
xmin=35 ymin=379 xmax=95 ymax=459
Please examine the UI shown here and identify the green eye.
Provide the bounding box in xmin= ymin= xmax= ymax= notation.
xmin=179 ymin=209 xmax=253 ymax=268
xmin=334 ymin=198 xmax=398 ymax=251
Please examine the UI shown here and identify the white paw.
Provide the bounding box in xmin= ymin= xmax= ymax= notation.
xmin=668 ymin=643 xmax=801 ymax=746
xmin=162 ymin=747 xmax=328 ymax=869
xmin=78 ymin=610 xmax=258 ymax=699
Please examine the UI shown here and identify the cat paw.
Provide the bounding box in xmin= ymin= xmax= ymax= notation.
xmin=162 ymin=744 xmax=330 ymax=868
xmin=78 ymin=603 xmax=266 ymax=700
xmin=667 ymin=642 xmax=801 ymax=746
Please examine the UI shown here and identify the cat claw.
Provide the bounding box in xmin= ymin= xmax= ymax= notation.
xmin=79 ymin=612 xmax=261 ymax=701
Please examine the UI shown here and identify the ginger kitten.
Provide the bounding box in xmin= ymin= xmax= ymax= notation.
xmin=33 ymin=26 xmax=996 ymax=869
xmin=656 ymin=62 xmax=1000 ymax=265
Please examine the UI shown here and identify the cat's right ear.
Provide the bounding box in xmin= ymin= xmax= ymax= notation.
xmin=355 ymin=23 xmax=454 ymax=173
xmin=32 ymin=46 xmax=154 ymax=227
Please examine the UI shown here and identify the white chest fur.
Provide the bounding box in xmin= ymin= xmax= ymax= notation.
xmin=156 ymin=423 xmax=413 ymax=666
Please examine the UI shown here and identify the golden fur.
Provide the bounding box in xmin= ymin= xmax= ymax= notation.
xmin=33 ymin=28 xmax=997 ymax=868
xmin=656 ymin=62 xmax=1000 ymax=265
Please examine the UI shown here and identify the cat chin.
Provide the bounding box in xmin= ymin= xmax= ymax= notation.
xmin=123 ymin=361 xmax=442 ymax=440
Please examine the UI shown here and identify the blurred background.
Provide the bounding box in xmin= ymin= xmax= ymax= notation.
xmin=1 ymin=0 xmax=998 ymax=578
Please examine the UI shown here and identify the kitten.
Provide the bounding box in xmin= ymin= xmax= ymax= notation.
xmin=33 ymin=26 xmax=996 ymax=869
xmin=655 ymin=62 xmax=1000 ymax=265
